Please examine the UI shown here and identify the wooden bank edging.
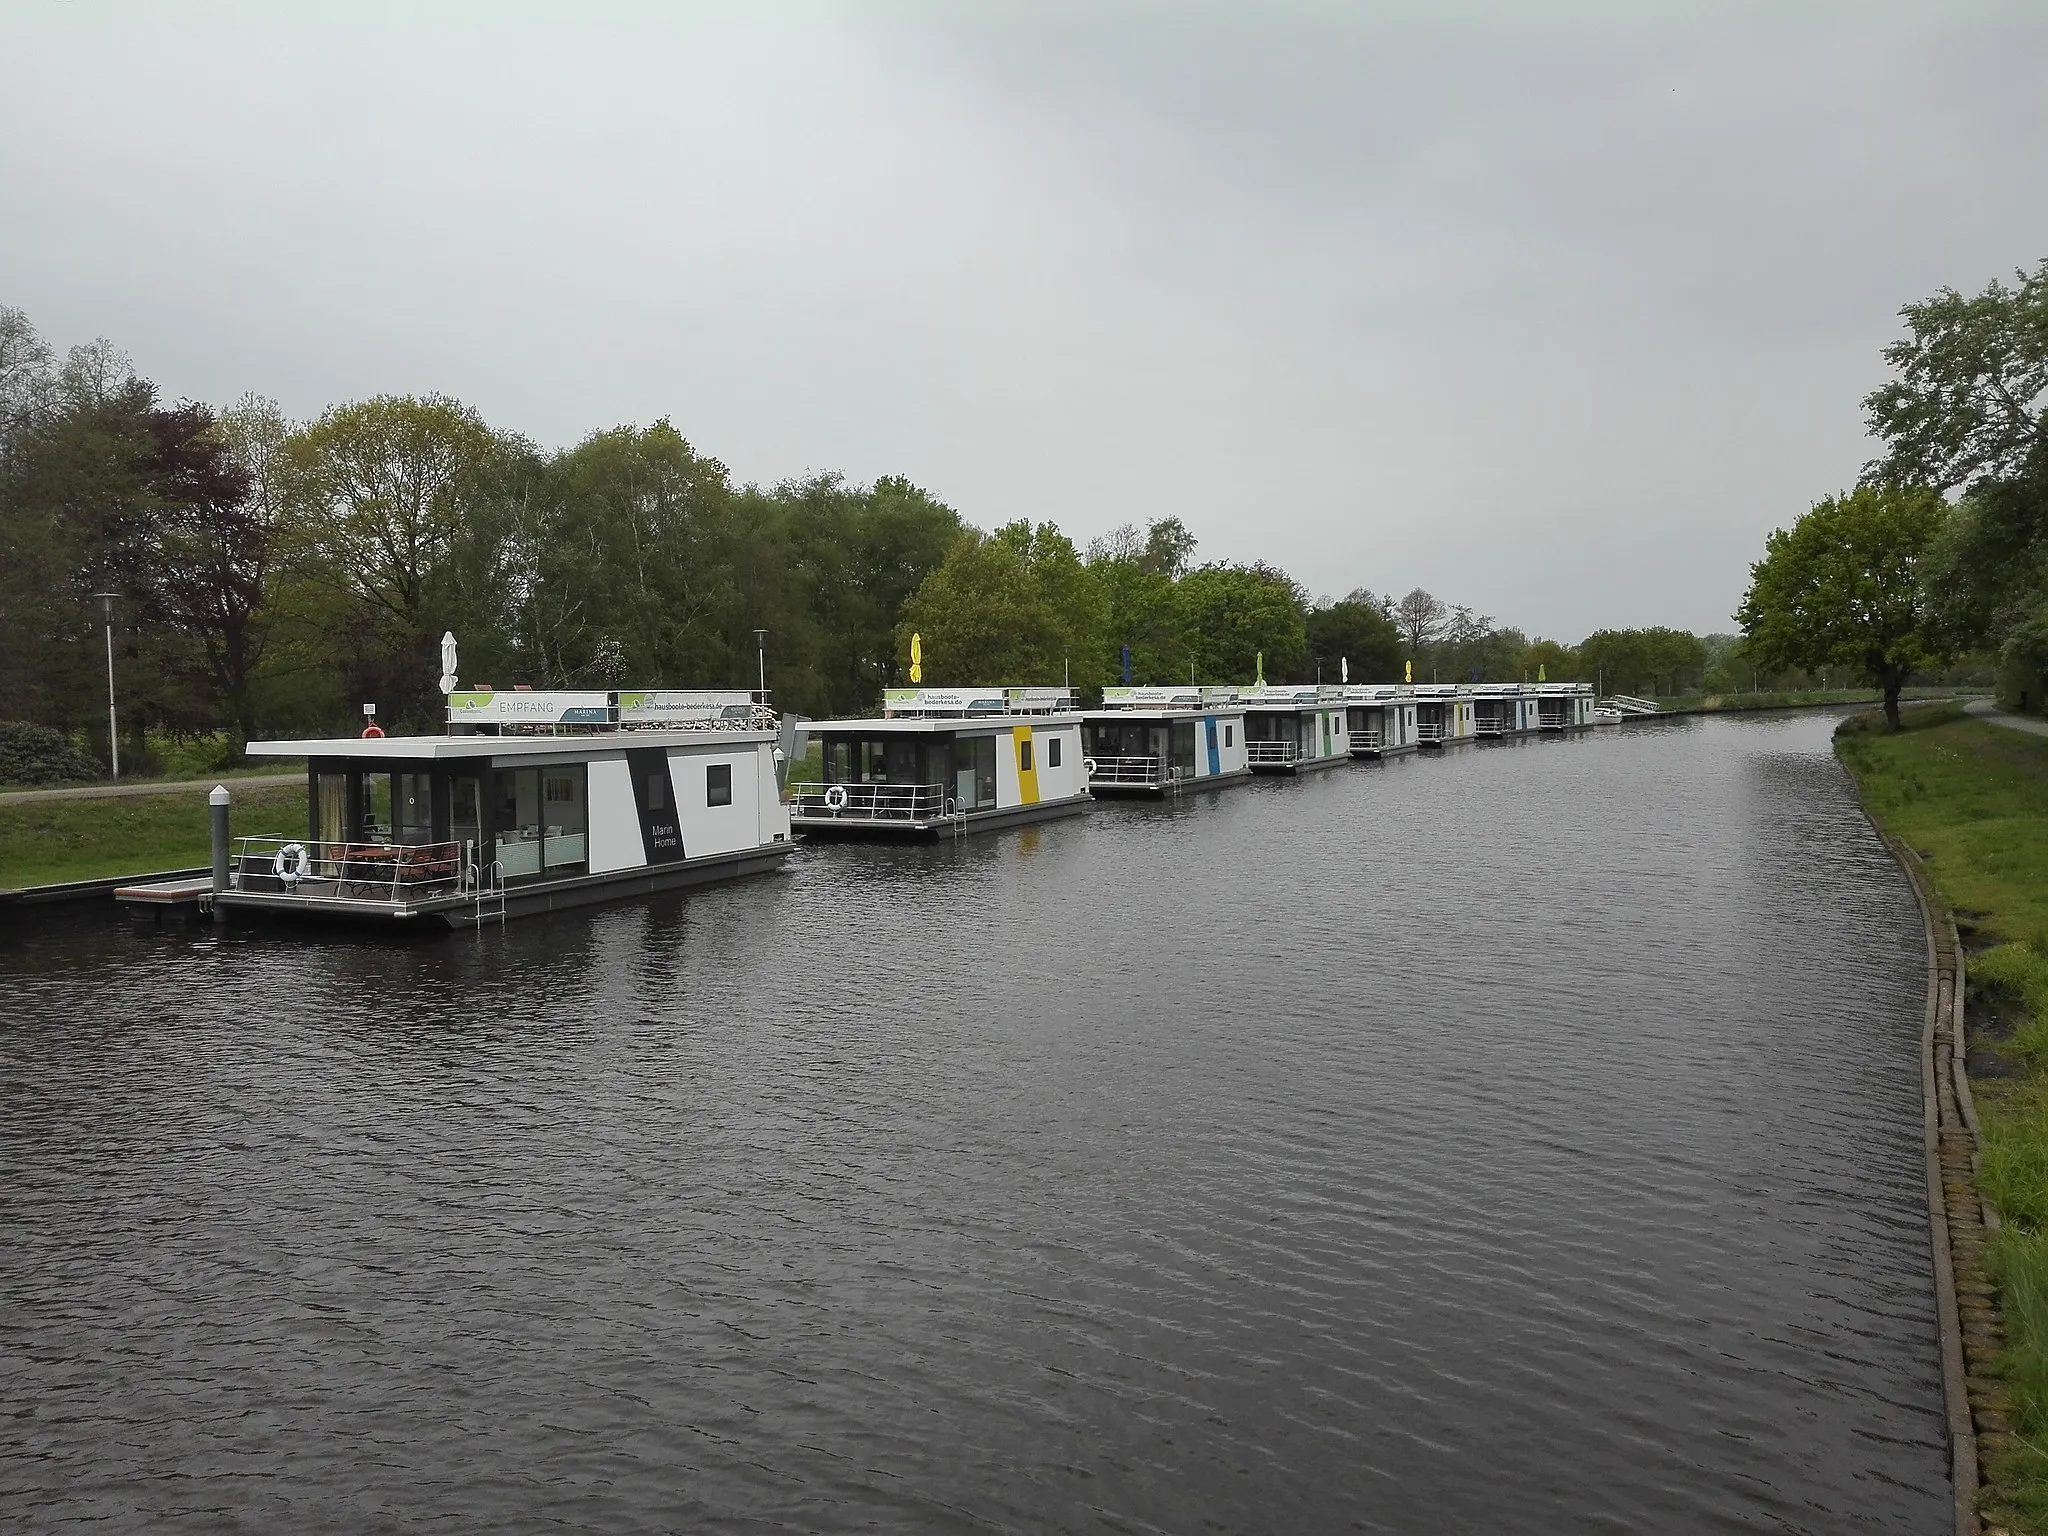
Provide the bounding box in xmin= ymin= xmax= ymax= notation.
xmin=1888 ymin=833 xmax=2011 ymax=1535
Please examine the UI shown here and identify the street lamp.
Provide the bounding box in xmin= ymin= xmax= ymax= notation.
xmin=753 ymin=628 xmax=768 ymax=705
xmin=93 ymin=592 xmax=119 ymax=780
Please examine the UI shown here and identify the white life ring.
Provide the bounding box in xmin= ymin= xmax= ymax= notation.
xmin=274 ymin=841 xmax=311 ymax=886
xmin=1082 ymin=757 xmax=1099 ymax=777
xmin=823 ymin=784 xmax=849 ymax=811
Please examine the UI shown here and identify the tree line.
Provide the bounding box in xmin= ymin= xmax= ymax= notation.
xmin=2 ymin=302 xmax=1777 ymax=773
xmin=1734 ymin=257 xmax=2046 ymax=728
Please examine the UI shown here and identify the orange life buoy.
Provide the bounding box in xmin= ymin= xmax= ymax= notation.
xmin=361 ymin=723 xmax=385 ymax=738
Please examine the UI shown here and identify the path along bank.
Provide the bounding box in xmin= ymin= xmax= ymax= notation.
xmin=1838 ymin=701 xmax=2048 ymax=1533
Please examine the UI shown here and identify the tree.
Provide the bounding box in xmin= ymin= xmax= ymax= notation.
xmin=142 ymin=402 xmax=267 ymax=743
xmin=1522 ymin=639 xmax=1577 ymax=682
xmin=1865 ymin=261 xmax=2048 ymax=709
xmin=281 ymin=395 xmax=513 ymax=725
xmin=1865 ymin=259 xmax=2048 ymax=493
xmin=1393 ymin=588 xmax=1447 ymax=657
xmin=1177 ymin=562 xmax=1308 ymax=683
xmin=898 ymin=521 xmax=1106 ymax=687
xmin=1306 ymin=597 xmax=1401 ymax=683
xmin=1086 ymin=517 xmax=1198 ymax=685
xmin=1736 ymin=485 xmax=1949 ymax=730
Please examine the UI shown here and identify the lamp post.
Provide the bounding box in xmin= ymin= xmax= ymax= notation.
xmin=753 ymin=628 xmax=767 ymax=705
xmin=94 ymin=592 xmax=119 ymax=780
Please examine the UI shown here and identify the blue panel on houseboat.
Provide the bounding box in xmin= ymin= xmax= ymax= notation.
xmin=1205 ymin=717 xmax=1220 ymax=777
xmin=626 ymin=746 xmax=686 ymax=863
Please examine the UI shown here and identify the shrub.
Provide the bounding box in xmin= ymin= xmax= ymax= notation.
xmin=0 ymin=721 xmax=103 ymax=787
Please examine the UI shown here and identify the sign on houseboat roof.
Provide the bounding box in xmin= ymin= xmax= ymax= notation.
xmin=447 ymin=690 xmax=612 ymax=726
xmin=882 ymin=687 xmax=1076 ymax=717
xmin=1238 ymin=684 xmax=1345 ymax=706
xmin=617 ymin=690 xmax=756 ymax=725
xmin=1342 ymin=683 xmax=1406 ymax=701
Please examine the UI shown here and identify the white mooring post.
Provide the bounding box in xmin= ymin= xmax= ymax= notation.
xmin=209 ymin=784 xmax=231 ymax=912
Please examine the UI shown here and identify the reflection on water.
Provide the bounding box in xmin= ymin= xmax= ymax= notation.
xmin=0 ymin=713 xmax=1947 ymax=1532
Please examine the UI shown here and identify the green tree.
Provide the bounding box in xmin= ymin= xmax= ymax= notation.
xmin=898 ymin=521 xmax=1106 ymax=687
xmin=1865 ymin=261 xmax=2048 ymax=708
xmin=282 ymin=395 xmax=520 ymax=726
xmin=1736 ymin=485 xmax=1949 ymax=730
xmin=1523 ymin=638 xmax=1577 ymax=682
xmin=1087 ymin=517 xmax=1199 ymax=684
xmin=1177 ymin=562 xmax=1308 ymax=684
xmin=1305 ymin=593 xmax=1401 ymax=683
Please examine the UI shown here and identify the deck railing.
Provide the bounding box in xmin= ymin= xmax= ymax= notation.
xmin=1474 ymin=712 xmax=1510 ymax=736
xmin=1347 ymin=729 xmax=1384 ymax=752
xmin=1416 ymin=721 xmax=1448 ymax=743
xmin=1087 ymin=755 xmax=1168 ymax=786
xmin=230 ymin=837 xmax=466 ymax=902
xmin=1246 ymin=740 xmax=1301 ymax=765
xmin=788 ymin=781 xmax=950 ymax=821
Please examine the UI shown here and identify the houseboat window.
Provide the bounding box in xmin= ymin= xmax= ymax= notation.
xmin=647 ymin=771 xmax=666 ymax=811
xmin=1020 ymin=738 xmax=1034 ymax=773
xmin=1047 ymin=737 xmax=1061 ymax=768
xmin=706 ymin=762 xmax=733 ymax=807
xmin=315 ymin=773 xmax=348 ymax=853
xmin=542 ymin=767 xmax=588 ymax=873
xmin=493 ymin=767 xmax=544 ymax=881
xmin=1170 ymin=719 xmax=1197 ymax=774
xmin=1225 ymin=724 xmax=1233 ymax=747
xmin=451 ymin=777 xmax=482 ymax=868
xmin=954 ymin=734 xmax=996 ymax=810
xmin=364 ymin=774 xmax=393 ymax=840
xmin=396 ymin=772 xmax=434 ymax=845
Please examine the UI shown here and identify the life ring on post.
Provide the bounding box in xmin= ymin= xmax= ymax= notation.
xmin=274 ymin=842 xmax=311 ymax=887
xmin=822 ymin=784 xmax=849 ymax=811
xmin=361 ymin=723 xmax=385 ymax=739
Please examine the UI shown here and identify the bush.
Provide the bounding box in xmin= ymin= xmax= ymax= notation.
xmin=0 ymin=721 xmax=103 ymax=787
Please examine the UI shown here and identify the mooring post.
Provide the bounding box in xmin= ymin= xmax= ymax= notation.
xmin=209 ymin=784 xmax=230 ymax=922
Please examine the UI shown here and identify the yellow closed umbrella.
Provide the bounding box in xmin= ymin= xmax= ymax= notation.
xmin=910 ymin=632 xmax=923 ymax=684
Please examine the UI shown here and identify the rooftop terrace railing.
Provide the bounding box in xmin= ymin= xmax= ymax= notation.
xmin=788 ymin=781 xmax=950 ymax=822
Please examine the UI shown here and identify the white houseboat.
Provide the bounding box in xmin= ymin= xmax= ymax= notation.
xmin=168 ymin=689 xmax=793 ymax=928
xmin=1238 ymin=684 xmax=1352 ymax=774
xmin=1412 ymin=684 xmax=1477 ymax=749
xmin=789 ymin=687 xmax=1090 ymax=838
xmin=1080 ymin=686 xmax=1251 ymax=796
xmin=1470 ymin=683 xmax=1541 ymax=739
xmin=1535 ymin=681 xmax=1598 ymax=730
xmin=1342 ymin=684 xmax=1419 ymax=758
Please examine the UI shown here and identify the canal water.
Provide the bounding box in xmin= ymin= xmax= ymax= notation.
xmin=0 ymin=712 xmax=1948 ymax=1533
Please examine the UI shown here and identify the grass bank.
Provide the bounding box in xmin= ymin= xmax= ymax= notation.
xmin=0 ymin=783 xmax=307 ymax=890
xmin=1652 ymin=686 xmax=1987 ymax=715
xmin=1836 ymin=701 xmax=2048 ymax=1529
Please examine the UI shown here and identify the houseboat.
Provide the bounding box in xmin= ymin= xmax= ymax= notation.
xmin=1081 ymin=686 xmax=1251 ymax=796
xmin=1470 ymin=683 xmax=1540 ymax=739
xmin=152 ymin=689 xmax=794 ymax=928
xmin=1535 ymin=681 xmax=1598 ymax=730
xmin=1238 ymin=685 xmax=1352 ymax=774
xmin=1342 ymin=684 xmax=1419 ymax=758
xmin=1411 ymin=684 xmax=1476 ymax=749
xmin=789 ymin=687 xmax=1090 ymax=838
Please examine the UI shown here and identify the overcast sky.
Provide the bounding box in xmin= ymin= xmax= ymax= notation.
xmin=4 ymin=3 xmax=2044 ymax=640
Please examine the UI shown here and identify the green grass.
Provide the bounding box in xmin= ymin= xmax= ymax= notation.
xmin=1652 ymin=686 xmax=1987 ymax=714
xmin=1836 ymin=702 xmax=2048 ymax=1528
xmin=0 ymin=784 xmax=309 ymax=889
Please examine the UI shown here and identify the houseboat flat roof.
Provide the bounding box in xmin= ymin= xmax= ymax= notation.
xmin=801 ymin=712 xmax=1081 ymax=735
xmin=245 ymin=728 xmax=774 ymax=760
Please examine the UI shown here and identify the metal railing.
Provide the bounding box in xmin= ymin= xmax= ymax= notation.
xmin=1088 ymin=755 xmax=1168 ymax=786
xmin=1347 ymin=729 xmax=1384 ymax=752
xmin=1600 ymin=695 xmax=1660 ymax=715
xmin=1245 ymin=740 xmax=1301 ymax=765
xmin=1416 ymin=721 xmax=1447 ymax=743
xmin=230 ymin=837 xmax=466 ymax=903
xmin=788 ymin=781 xmax=949 ymax=822
xmin=1474 ymin=711 xmax=1511 ymax=736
